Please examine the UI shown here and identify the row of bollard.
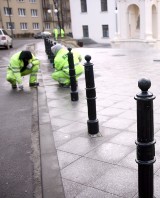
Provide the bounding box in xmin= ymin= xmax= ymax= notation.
xmin=44 ymin=39 xmax=156 ymax=197
xmin=44 ymin=38 xmax=56 ymax=67
xmin=84 ymin=56 xmax=156 ymax=197
xmin=44 ymin=37 xmax=99 ymax=135
xmin=85 ymin=57 xmax=156 ymax=197
xmin=84 ymin=57 xmax=156 ymax=197
xmin=44 ymin=37 xmax=79 ymax=102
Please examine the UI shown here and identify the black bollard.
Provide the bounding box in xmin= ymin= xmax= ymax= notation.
xmin=134 ymin=78 xmax=156 ymax=198
xmin=46 ymin=38 xmax=50 ymax=56
xmin=47 ymin=40 xmax=52 ymax=60
xmin=84 ymin=55 xmax=99 ymax=136
xmin=68 ymin=48 xmax=78 ymax=101
xmin=48 ymin=41 xmax=54 ymax=64
xmin=44 ymin=37 xmax=47 ymax=53
xmin=51 ymin=42 xmax=56 ymax=68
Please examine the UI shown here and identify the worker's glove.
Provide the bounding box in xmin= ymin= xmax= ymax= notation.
xmin=18 ymin=84 xmax=23 ymax=90
xmin=27 ymin=63 xmax=32 ymax=69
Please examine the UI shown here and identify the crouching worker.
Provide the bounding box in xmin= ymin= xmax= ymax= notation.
xmin=51 ymin=44 xmax=84 ymax=88
xmin=6 ymin=51 xmax=40 ymax=90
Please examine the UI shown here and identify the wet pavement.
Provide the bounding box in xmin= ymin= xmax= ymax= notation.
xmin=36 ymin=41 xmax=160 ymax=198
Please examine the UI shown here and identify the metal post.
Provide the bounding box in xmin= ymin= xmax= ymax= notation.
xmin=46 ymin=38 xmax=50 ymax=56
xmin=6 ymin=0 xmax=13 ymax=37
xmin=48 ymin=40 xmax=53 ymax=63
xmin=134 ymin=78 xmax=156 ymax=198
xmin=115 ymin=8 xmax=118 ymax=33
xmin=68 ymin=48 xmax=78 ymax=101
xmin=84 ymin=55 xmax=99 ymax=136
xmin=48 ymin=40 xmax=52 ymax=59
xmin=44 ymin=37 xmax=47 ymax=53
xmin=53 ymin=0 xmax=61 ymax=30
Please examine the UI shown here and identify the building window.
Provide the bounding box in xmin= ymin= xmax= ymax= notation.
xmin=18 ymin=8 xmax=26 ymax=16
xmin=83 ymin=25 xmax=89 ymax=37
xmin=102 ymin=25 xmax=109 ymax=37
xmin=31 ymin=9 xmax=38 ymax=17
xmin=6 ymin=22 xmax=15 ymax=30
xmin=101 ymin=0 xmax=108 ymax=11
xmin=29 ymin=0 xmax=36 ymax=2
xmin=81 ymin=0 xmax=87 ymax=12
xmin=33 ymin=23 xmax=39 ymax=30
xmin=20 ymin=23 xmax=27 ymax=30
xmin=4 ymin=7 xmax=12 ymax=15
xmin=45 ymin=23 xmax=50 ymax=30
xmin=18 ymin=0 xmax=25 ymax=2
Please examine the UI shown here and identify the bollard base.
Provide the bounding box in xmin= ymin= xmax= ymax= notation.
xmin=87 ymin=119 xmax=99 ymax=135
xmin=89 ymin=132 xmax=102 ymax=138
xmin=71 ymin=91 xmax=79 ymax=101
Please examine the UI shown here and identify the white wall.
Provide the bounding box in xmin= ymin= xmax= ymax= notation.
xmin=70 ymin=0 xmax=116 ymax=43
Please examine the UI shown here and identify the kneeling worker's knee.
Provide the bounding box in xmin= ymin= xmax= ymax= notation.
xmin=6 ymin=75 xmax=13 ymax=82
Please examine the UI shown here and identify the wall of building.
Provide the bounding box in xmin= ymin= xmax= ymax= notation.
xmin=0 ymin=0 xmax=71 ymax=37
xmin=69 ymin=0 xmax=160 ymax=48
xmin=70 ymin=0 xmax=116 ymax=43
xmin=0 ymin=0 xmax=44 ymax=36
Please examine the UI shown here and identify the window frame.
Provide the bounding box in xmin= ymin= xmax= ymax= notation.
xmin=82 ymin=25 xmax=89 ymax=38
xmin=18 ymin=8 xmax=26 ymax=16
xmin=102 ymin=24 xmax=109 ymax=38
xmin=20 ymin=23 xmax=27 ymax=30
xmin=33 ymin=23 xmax=39 ymax=30
xmin=6 ymin=22 xmax=15 ymax=30
xmin=101 ymin=0 xmax=108 ymax=12
xmin=81 ymin=0 xmax=87 ymax=13
xmin=31 ymin=9 xmax=38 ymax=17
xmin=45 ymin=23 xmax=50 ymax=30
xmin=4 ymin=7 xmax=12 ymax=15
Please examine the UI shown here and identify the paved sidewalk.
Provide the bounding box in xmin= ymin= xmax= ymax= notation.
xmin=36 ymin=41 xmax=160 ymax=198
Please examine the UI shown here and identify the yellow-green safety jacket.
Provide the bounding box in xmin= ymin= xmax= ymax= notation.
xmin=54 ymin=48 xmax=84 ymax=75
xmin=8 ymin=51 xmax=40 ymax=84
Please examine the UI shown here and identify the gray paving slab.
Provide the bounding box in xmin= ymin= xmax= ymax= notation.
xmin=36 ymin=41 xmax=160 ymax=197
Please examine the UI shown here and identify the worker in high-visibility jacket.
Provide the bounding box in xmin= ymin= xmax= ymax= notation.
xmin=6 ymin=51 xmax=40 ymax=90
xmin=53 ymin=28 xmax=59 ymax=41
xmin=60 ymin=28 xmax=65 ymax=38
xmin=51 ymin=44 xmax=84 ymax=88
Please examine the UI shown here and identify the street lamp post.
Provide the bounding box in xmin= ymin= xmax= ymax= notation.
xmin=115 ymin=7 xmax=118 ymax=33
xmin=53 ymin=1 xmax=61 ymax=30
xmin=54 ymin=8 xmax=61 ymax=30
xmin=6 ymin=0 xmax=13 ymax=37
xmin=47 ymin=9 xmax=54 ymax=30
xmin=114 ymin=2 xmax=118 ymax=40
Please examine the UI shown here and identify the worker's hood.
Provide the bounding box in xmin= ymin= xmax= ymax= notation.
xmin=51 ymin=44 xmax=63 ymax=56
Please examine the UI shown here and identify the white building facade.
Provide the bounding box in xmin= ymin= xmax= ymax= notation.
xmin=69 ymin=0 xmax=116 ymax=44
xmin=70 ymin=0 xmax=160 ymax=48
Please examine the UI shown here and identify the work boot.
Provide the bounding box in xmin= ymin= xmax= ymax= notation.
xmin=12 ymin=84 xmax=17 ymax=89
xmin=29 ymin=82 xmax=39 ymax=87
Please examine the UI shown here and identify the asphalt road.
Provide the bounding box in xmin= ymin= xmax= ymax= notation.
xmin=0 ymin=39 xmax=40 ymax=67
xmin=0 ymin=39 xmax=42 ymax=198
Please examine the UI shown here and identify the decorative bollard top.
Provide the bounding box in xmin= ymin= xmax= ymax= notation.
xmin=85 ymin=55 xmax=91 ymax=63
xmin=138 ymin=78 xmax=151 ymax=92
xmin=135 ymin=78 xmax=155 ymax=99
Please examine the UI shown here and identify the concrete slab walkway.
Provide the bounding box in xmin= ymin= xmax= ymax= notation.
xmin=36 ymin=41 xmax=160 ymax=198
